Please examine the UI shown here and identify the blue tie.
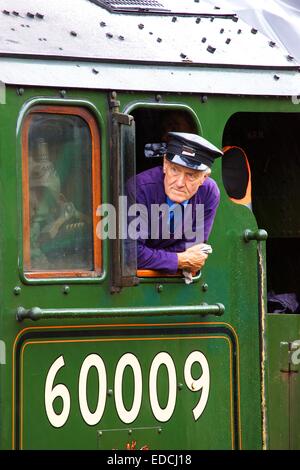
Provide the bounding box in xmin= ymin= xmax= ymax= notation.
xmin=166 ymin=197 xmax=188 ymax=234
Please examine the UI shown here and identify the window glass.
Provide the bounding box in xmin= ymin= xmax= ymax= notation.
xmin=24 ymin=112 xmax=98 ymax=274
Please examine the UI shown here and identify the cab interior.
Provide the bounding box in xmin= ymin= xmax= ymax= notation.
xmin=223 ymin=112 xmax=300 ymax=314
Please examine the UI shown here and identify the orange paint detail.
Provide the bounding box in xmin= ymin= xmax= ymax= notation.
xmin=223 ymin=145 xmax=252 ymax=207
xmin=137 ymin=269 xmax=182 ymax=278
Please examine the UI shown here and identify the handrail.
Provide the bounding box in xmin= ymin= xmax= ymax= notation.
xmin=243 ymin=229 xmax=268 ymax=242
xmin=16 ymin=303 xmax=225 ymax=322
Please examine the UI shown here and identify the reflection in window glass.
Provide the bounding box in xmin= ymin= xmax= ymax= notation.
xmin=25 ymin=113 xmax=94 ymax=272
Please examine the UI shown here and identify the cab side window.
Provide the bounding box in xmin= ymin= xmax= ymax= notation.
xmin=22 ymin=106 xmax=101 ymax=278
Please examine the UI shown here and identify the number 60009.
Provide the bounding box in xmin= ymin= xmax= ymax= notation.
xmin=45 ymin=351 xmax=210 ymax=428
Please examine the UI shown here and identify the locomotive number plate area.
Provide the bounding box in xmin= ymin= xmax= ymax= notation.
xmin=15 ymin=327 xmax=239 ymax=450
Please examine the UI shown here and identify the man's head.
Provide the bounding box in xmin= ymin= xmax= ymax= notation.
xmin=163 ymin=132 xmax=223 ymax=203
xmin=163 ymin=157 xmax=210 ymax=203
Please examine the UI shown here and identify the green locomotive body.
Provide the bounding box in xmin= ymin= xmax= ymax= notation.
xmin=0 ymin=0 xmax=299 ymax=450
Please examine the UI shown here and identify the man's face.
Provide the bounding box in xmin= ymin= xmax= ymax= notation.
xmin=163 ymin=157 xmax=209 ymax=203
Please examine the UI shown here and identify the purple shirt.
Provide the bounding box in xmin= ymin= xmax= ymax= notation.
xmin=131 ymin=166 xmax=220 ymax=273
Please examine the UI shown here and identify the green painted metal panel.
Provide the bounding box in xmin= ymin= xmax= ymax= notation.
xmin=266 ymin=315 xmax=300 ymax=450
xmin=16 ymin=324 xmax=239 ymax=450
xmin=2 ymin=86 xmax=299 ymax=450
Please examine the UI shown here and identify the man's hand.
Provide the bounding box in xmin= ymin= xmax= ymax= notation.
xmin=177 ymin=244 xmax=209 ymax=271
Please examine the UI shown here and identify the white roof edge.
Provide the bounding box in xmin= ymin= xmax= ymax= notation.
xmin=0 ymin=58 xmax=299 ymax=97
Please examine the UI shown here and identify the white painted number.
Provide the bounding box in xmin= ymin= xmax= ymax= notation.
xmin=79 ymin=354 xmax=107 ymax=425
xmin=45 ymin=350 xmax=210 ymax=427
xmin=149 ymin=352 xmax=177 ymax=422
xmin=291 ymin=340 xmax=300 ymax=365
xmin=45 ymin=355 xmax=70 ymax=428
xmin=114 ymin=353 xmax=142 ymax=424
xmin=184 ymin=351 xmax=210 ymax=420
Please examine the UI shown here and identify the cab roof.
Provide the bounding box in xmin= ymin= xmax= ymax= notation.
xmin=0 ymin=0 xmax=297 ymax=67
xmin=0 ymin=0 xmax=299 ymax=96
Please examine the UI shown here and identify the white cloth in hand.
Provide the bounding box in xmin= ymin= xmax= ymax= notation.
xmin=182 ymin=244 xmax=213 ymax=284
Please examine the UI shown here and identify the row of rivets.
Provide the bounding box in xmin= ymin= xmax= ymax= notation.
xmin=2 ymin=10 xmax=44 ymax=18
xmin=14 ymin=283 xmax=209 ymax=296
xmin=13 ymin=285 xmax=71 ymax=295
xmin=156 ymin=283 xmax=208 ymax=292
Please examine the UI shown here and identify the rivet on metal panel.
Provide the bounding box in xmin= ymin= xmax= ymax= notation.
xmin=156 ymin=283 xmax=163 ymax=292
xmin=36 ymin=13 xmax=44 ymax=19
xmin=138 ymin=23 xmax=144 ymax=29
xmin=12 ymin=11 xmax=19 ymax=16
xmin=251 ymin=28 xmax=258 ymax=34
xmin=220 ymin=28 xmax=224 ymax=34
xmin=201 ymin=95 xmax=208 ymax=103
xmin=157 ymin=37 xmax=162 ymax=43
xmin=180 ymin=53 xmax=187 ymax=58
xmin=177 ymin=383 xmax=183 ymax=390
xmin=11 ymin=28 xmax=15 ymax=31
xmin=2 ymin=10 xmax=10 ymax=15
xmin=202 ymin=283 xmax=208 ymax=292
xmin=92 ymin=68 xmax=99 ymax=74
xmin=210 ymin=17 xmax=215 ymax=22
xmin=225 ymin=38 xmax=231 ymax=44
xmin=158 ymin=428 xmax=162 ymax=434
xmin=214 ymin=6 xmax=221 ymax=9
xmin=287 ymin=55 xmax=294 ymax=61
xmin=118 ymin=35 xmax=124 ymax=41
xmin=196 ymin=18 xmax=201 ymax=24
xmin=27 ymin=12 xmax=35 ymax=18
xmin=13 ymin=286 xmax=21 ymax=296
xmin=16 ymin=88 xmax=24 ymax=96
xmin=106 ymin=32 xmax=113 ymax=38
xmin=149 ymin=31 xmax=153 ymax=35
xmin=172 ymin=16 xmax=177 ymax=22
xmin=100 ymin=21 xmax=106 ymax=27
xmin=60 ymin=89 xmax=67 ymax=97
xmin=207 ymin=45 xmax=216 ymax=54
xmin=201 ymin=37 xmax=207 ymax=43
xmin=237 ymin=29 xmax=242 ymax=34
xmin=63 ymin=285 xmax=70 ymax=294
xmin=273 ymin=74 xmax=280 ymax=81
xmin=269 ymin=41 xmax=276 ymax=47
xmin=107 ymin=389 xmax=113 ymax=396
xmin=128 ymin=429 xmax=132 ymax=435
xmin=70 ymin=31 xmax=77 ymax=37
xmin=232 ymin=16 xmax=238 ymax=22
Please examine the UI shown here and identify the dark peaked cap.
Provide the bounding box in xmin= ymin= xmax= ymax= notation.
xmin=166 ymin=132 xmax=223 ymax=170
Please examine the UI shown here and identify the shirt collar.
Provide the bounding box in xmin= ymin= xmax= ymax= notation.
xmin=166 ymin=196 xmax=189 ymax=208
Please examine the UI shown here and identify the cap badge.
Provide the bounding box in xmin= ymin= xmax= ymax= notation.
xmin=181 ymin=145 xmax=195 ymax=157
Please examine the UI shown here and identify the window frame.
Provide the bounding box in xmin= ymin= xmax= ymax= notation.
xmin=22 ymin=105 xmax=102 ymax=279
xmin=123 ymin=101 xmax=203 ymax=282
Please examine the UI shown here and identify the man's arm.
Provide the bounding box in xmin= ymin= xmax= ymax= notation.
xmin=137 ymin=239 xmax=179 ymax=273
xmin=138 ymin=240 xmax=209 ymax=274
